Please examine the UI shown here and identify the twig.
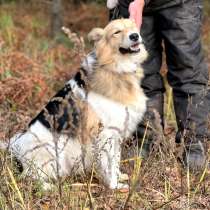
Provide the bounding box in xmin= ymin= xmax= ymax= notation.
xmin=152 ymin=194 xmax=182 ymax=210
xmin=62 ymin=26 xmax=85 ymax=59
xmin=7 ymin=166 xmax=26 ymax=209
xmin=86 ymin=164 xmax=96 ymax=209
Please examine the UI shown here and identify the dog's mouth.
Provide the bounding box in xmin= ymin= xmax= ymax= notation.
xmin=119 ymin=42 xmax=140 ymax=54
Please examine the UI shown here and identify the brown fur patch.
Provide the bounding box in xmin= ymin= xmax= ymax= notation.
xmin=89 ymin=69 xmax=142 ymax=106
xmin=76 ymin=100 xmax=101 ymax=144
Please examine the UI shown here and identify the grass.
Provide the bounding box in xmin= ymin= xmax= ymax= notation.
xmin=0 ymin=1 xmax=210 ymax=209
xmin=0 ymin=147 xmax=209 ymax=209
xmin=0 ymin=12 xmax=14 ymax=47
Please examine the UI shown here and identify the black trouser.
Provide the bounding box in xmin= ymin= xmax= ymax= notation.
xmin=112 ymin=0 xmax=210 ymax=143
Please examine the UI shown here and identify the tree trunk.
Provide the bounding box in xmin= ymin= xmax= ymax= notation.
xmin=51 ymin=0 xmax=63 ymax=37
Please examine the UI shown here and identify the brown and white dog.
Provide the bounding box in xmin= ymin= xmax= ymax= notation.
xmin=0 ymin=19 xmax=148 ymax=190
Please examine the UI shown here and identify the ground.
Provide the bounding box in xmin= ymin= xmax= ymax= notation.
xmin=0 ymin=1 xmax=210 ymax=209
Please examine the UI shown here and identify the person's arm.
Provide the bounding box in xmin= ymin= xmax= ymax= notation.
xmin=129 ymin=0 xmax=145 ymax=28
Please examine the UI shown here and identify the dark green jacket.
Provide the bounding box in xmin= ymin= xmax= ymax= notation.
xmin=114 ymin=0 xmax=185 ymax=18
xmin=118 ymin=0 xmax=183 ymax=11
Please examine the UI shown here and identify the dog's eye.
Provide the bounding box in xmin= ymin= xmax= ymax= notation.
xmin=113 ymin=30 xmax=122 ymax=35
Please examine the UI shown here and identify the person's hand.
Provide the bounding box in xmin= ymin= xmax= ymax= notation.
xmin=107 ymin=0 xmax=118 ymax=9
xmin=129 ymin=0 xmax=144 ymax=29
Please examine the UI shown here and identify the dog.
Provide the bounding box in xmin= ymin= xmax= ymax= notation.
xmin=0 ymin=19 xmax=148 ymax=190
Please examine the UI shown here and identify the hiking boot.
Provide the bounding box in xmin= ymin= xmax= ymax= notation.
xmin=183 ymin=141 xmax=207 ymax=171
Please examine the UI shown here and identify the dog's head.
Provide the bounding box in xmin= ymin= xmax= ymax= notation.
xmin=88 ymin=19 xmax=148 ymax=73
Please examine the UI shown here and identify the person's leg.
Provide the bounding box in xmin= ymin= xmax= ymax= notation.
xmin=136 ymin=13 xmax=165 ymax=151
xmin=159 ymin=0 xmax=209 ymax=170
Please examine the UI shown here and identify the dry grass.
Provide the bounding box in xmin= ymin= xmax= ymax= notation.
xmin=0 ymin=1 xmax=210 ymax=209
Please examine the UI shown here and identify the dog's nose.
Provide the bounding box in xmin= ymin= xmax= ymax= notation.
xmin=129 ymin=33 xmax=139 ymax=42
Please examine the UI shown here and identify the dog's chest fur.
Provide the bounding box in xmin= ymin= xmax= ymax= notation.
xmin=87 ymin=69 xmax=147 ymax=138
xmin=88 ymin=92 xmax=146 ymax=137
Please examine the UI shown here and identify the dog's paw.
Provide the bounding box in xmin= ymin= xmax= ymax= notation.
xmin=108 ymin=181 xmax=129 ymax=191
xmin=119 ymin=173 xmax=129 ymax=182
xmin=116 ymin=183 xmax=129 ymax=193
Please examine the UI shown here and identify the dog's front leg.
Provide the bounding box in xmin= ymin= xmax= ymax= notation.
xmin=94 ymin=130 xmax=128 ymax=190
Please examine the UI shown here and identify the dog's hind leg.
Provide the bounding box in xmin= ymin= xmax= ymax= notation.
xmin=94 ymin=129 xmax=128 ymax=190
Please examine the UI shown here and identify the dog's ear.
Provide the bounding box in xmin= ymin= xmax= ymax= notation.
xmin=88 ymin=28 xmax=105 ymax=42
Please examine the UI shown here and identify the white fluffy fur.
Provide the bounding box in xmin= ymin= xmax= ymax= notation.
xmin=1 ymin=19 xmax=147 ymax=190
xmin=66 ymin=79 xmax=86 ymax=99
xmin=88 ymin=91 xmax=146 ymax=138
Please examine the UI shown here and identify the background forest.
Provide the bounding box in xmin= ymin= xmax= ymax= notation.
xmin=0 ymin=0 xmax=210 ymax=209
